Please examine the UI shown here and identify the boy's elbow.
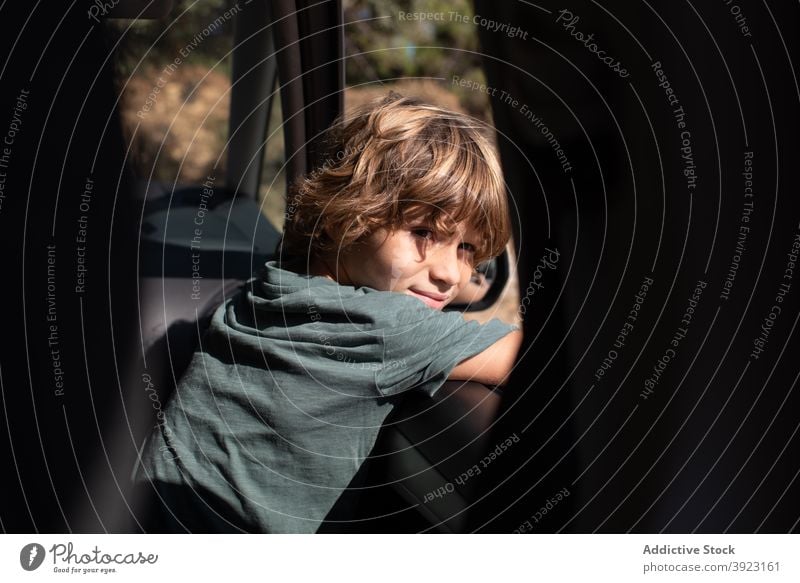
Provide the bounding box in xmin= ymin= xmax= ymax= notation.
xmin=492 ymin=347 xmax=519 ymax=387
xmin=494 ymin=367 xmax=514 ymax=387
xmin=457 ymin=360 xmax=513 ymax=388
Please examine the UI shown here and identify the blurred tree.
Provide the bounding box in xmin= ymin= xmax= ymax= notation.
xmin=105 ymin=0 xmax=494 ymax=188
xmin=343 ymin=0 xmax=490 ymax=117
xmin=108 ymin=0 xmax=235 ymax=80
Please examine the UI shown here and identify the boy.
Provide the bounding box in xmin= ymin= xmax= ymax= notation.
xmin=134 ymin=93 xmax=522 ymax=532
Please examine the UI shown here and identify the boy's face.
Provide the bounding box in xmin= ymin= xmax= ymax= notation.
xmin=336 ymin=219 xmax=479 ymax=310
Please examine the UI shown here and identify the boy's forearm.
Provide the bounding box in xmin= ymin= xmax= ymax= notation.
xmin=448 ymin=329 xmax=523 ymax=387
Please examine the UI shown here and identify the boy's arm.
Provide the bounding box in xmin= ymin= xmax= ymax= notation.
xmin=448 ymin=329 xmax=523 ymax=387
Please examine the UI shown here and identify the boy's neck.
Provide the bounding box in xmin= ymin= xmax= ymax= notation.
xmin=307 ymin=255 xmax=344 ymax=283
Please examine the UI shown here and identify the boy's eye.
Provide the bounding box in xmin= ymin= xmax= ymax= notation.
xmin=459 ymin=242 xmax=477 ymax=254
xmin=410 ymin=228 xmax=434 ymax=240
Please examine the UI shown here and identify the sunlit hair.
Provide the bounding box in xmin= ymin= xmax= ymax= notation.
xmin=281 ymin=92 xmax=510 ymax=266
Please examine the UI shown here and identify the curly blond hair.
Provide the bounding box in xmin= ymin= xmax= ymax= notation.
xmin=281 ymin=92 xmax=510 ymax=266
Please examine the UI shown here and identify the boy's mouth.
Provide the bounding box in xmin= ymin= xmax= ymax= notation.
xmin=405 ymin=288 xmax=449 ymax=310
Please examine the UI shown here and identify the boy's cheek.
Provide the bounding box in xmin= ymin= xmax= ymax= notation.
xmin=458 ymin=268 xmax=475 ymax=289
xmin=389 ymin=260 xmax=407 ymax=281
xmin=387 ymin=254 xmax=415 ymax=282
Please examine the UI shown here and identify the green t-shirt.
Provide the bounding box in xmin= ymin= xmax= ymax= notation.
xmin=134 ymin=260 xmax=516 ymax=532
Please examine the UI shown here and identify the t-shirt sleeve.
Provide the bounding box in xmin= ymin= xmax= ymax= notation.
xmin=374 ymin=308 xmax=518 ymax=397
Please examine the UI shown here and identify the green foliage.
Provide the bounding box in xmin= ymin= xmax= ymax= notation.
xmin=344 ymin=0 xmax=482 ymax=85
xmin=107 ymin=0 xmax=235 ymax=80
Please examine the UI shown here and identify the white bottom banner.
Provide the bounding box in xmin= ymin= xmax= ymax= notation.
xmin=1 ymin=534 xmax=797 ymax=582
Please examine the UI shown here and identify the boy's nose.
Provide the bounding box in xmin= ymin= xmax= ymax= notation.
xmin=428 ymin=244 xmax=462 ymax=288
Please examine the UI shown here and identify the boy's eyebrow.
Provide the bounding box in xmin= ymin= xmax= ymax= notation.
xmin=399 ymin=206 xmax=436 ymax=222
xmin=398 ymin=207 xmax=481 ymax=239
xmin=401 ymin=215 xmax=432 ymax=225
